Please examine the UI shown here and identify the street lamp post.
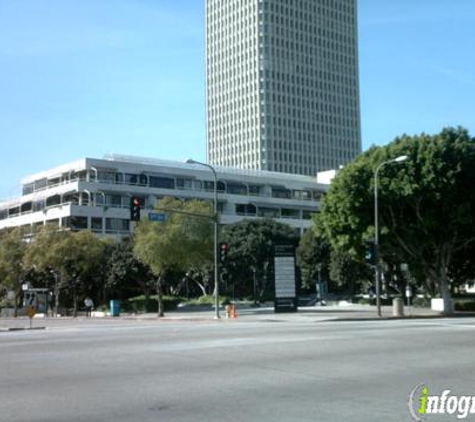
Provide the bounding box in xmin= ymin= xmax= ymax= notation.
xmin=374 ymin=155 xmax=408 ymax=317
xmin=186 ymin=159 xmax=220 ymax=319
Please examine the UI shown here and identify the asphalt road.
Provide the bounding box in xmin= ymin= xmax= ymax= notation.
xmin=1 ymin=318 xmax=475 ymax=422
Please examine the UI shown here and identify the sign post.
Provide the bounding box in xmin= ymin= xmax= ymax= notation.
xmin=26 ymin=306 xmax=36 ymax=328
xmin=406 ymin=285 xmax=412 ymax=316
xmin=274 ymin=245 xmax=298 ymax=313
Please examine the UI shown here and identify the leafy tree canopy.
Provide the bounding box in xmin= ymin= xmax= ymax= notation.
xmin=221 ymin=218 xmax=299 ymax=299
xmin=133 ymin=197 xmax=214 ymax=316
xmin=104 ymin=237 xmax=155 ymax=299
xmin=296 ymin=229 xmax=330 ymax=291
xmin=0 ymin=228 xmax=28 ymax=313
xmin=317 ymin=127 xmax=475 ymax=312
xmin=134 ymin=197 xmax=214 ymax=276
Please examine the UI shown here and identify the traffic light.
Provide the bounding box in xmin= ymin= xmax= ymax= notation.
xmin=364 ymin=240 xmax=376 ymax=265
xmin=220 ymin=242 xmax=229 ymax=262
xmin=130 ymin=196 xmax=142 ymax=221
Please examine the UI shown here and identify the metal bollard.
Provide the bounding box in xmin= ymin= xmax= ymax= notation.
xmin=392 ymin=298 xmax=404 ymax=317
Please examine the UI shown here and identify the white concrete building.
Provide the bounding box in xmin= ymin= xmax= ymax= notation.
xmin=206 ymin=0 xmax=361 ymax=175
xmin=0 ymin=154 xmax=329 ymax=238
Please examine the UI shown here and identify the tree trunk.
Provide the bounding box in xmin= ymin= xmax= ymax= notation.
xmin=428 ymin=264 xmax=453 ymax=315
xmin=157 ymin=276 xmax=164 ymax=318
xmin=54 ymin=282 xmax=60 ymax=317
xmin=13 ymin=291 xmax=19 ymax=318
xmin=73 ymin=284 xmax=78 ymax=318
xmin=13 ymin=276 xmax=23 ymax=317
xmin=102 ymin=284 xmax=108 ymax=307
xmin=72 ymin=278 xmax=79 ymax=318
xmin=192 ymin=279 xmax=208 ymax=297
xmin=438 ymin=276 xmax=453 ymax=314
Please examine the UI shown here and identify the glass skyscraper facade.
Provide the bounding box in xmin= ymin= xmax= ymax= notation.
xmin=206 ymin=0 xmax=361 ymax=175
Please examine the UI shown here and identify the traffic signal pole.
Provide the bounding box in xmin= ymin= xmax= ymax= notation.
xmin=186 ymin=159 xmax=220 ymax=319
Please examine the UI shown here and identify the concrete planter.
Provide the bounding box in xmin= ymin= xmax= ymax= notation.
xmin=431 ymin=298 xmax=453 ymax=312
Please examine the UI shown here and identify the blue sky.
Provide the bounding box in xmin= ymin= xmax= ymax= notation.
xmin=0 ymin=0 xmax=474 ymax=199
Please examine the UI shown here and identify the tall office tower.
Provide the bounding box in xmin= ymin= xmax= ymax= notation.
xmin=206 ymin=0 xmax=361 ymax=175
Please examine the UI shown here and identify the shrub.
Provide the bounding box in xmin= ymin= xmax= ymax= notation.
xmin=122 ymin=295 xmax=184 ymax=313
xmin=412 ymin=297 xmax=431 ymax=308
xmin=180 ymin=295 xmax=230 ymax=307
xmin=454 ymin=300 xmax=475 ymax=312
xmin=198 ymin=295 xmax=215 ymax=305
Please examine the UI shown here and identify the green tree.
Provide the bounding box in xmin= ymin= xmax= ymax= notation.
xmin=296 ymin=229 xmax=330 ymax=293
xmin=448 ymin=240 xmax=475 ymax=292
xmin=221 ymin=219 xmax=299 ymax=301
xmin=318 ymin=127 xmax=475 ymax=313
xmin=104 ymin=237 xmax=155 ymax=302
xmin=133 ymin=197 xmax=213 ymax=317
xmin=0 ymin=228 xmax=28 ymax=316
xmin=329 ymin=250 xmax=372 ymax=296
xmin=25 ymin=226 xmax=107 ymax=316
xmin=64 ymin=230 xmax=108 ymax=316
xmin=25 ymin=226 xmax=69 ymax=315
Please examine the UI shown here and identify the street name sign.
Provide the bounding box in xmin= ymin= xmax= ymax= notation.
xmin=148 ymin=212 xmax=165 ymax=222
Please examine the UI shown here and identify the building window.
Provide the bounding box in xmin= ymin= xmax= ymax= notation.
xmin=271 ymin=188 xmax=291 ymax=199
xmin=106 ymin=218 xmax=130 ymax=232
xmin=33 ymin=200 xmax=46 ymax=212
xmin=281 ymin=208 xmax=300 ymax=219
xmin=47 ymin=177 xmax=60 ymax=187
xmin=21 ymin=202 xmax=32 ymax=213
xmin=91 ymin=218 xmax=103 ymax=233
xmin=115 ymin=173 xmax=124 ymax=184
xmin=149 ymin=176 xmax=175 ymax=189
xmin=105 ymin=195 xmax=122 ymax=207
xmin=302 ymin=210 xmax=315 ymax=220
xmin=293 ymin=190 xmax=311 ymax=200
xmin=312 ymin=191 xmax=323 ymax=200
xmin=97 ymin=171 xmax=117 ymax=184
xmin=34 ymin=178 xmax=47 ymax=191
xmin=177 ymin=178 xmax=193 ymax=190
xmin=248 ymin=185 xmax=261 ymax=196
xmin=257 ymin=207 xmax=280 ymax=218
xmin=125 ymin=173 xmax=139 ymax=185
xmin=22 ymin=183 xmax=34 ymax=195
xmin=77 ymin=171 xmax=87 ymax=181
xmin=63 ymin=216 xmax=88 ymax=230
xmin=46 ymin=195 xmax=61 ymax=207
xmin=203 ymin=181 xmax=226 ymax=192
xmin=227 ymin=183 xmax=247 ymax=195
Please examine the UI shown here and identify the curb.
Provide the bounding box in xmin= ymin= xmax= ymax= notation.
xmin=0 ymin=326 xmax=47 ymax=333
xmin=325 ymin=313 xmax=475 ymax=323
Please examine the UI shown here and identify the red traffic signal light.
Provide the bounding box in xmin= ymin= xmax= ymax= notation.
xmin=130 ymin=196 xmax=142 ymax=221
xmin=220 ymin=242 xmax=229 ymax=262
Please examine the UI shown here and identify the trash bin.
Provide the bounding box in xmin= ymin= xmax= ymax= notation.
xmin=110 ymin=300 xmax=120 ymax=317
xmin=392 ymin=298 xmax=404 ymax=317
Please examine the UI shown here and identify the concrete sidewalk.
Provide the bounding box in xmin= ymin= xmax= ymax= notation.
xmin=153 ymin=303 xmax=446 ymax=322
xmin=2 ymin=303 xmax=470 ymax=331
